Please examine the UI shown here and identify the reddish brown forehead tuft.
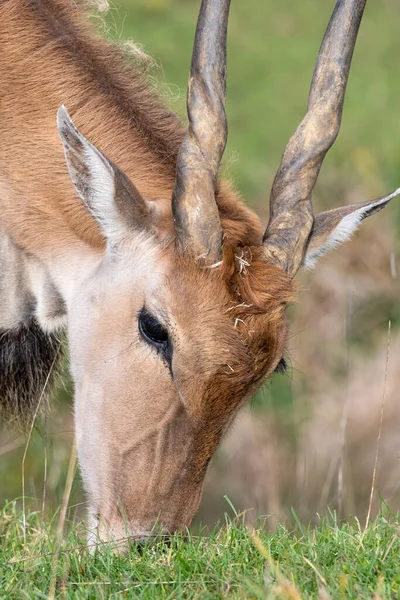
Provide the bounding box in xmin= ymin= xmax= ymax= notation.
xmin=165 ymin=245 xmax=295 ymax=425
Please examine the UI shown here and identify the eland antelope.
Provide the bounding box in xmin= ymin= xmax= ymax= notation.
xmin=0 ymin=0 xmax=398 ymax=544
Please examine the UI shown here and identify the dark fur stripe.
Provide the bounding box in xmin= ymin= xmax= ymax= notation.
xmin=0 ymin=320 xmax=63 ymax=426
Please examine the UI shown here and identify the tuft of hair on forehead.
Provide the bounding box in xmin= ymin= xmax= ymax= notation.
xmin=222 ymin=244 xmax=295 ymax=381
xmin=171 ymin=242 xmax=294 ymax=389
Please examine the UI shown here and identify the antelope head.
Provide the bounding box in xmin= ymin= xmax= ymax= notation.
xmin=56 ymin=0 xmax=398 ymax=545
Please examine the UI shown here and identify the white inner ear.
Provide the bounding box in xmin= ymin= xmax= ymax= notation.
xmin=57 ymin=106 xmax=126 ymax=243
xmin=304 ymin=190 xmax=400 ymax=270
xmin=81 ymin=145 xmax=121 ymax=240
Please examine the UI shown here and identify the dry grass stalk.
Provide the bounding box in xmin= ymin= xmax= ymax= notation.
xmin=338 ymin=293 xmax=353 ymax=518
xmin=47 ymin=440 xmax=77 ymax=600
xmin=365 ymin=320 xmax=391 ymax=532
xmin=22 ymin=350 xmax=60 ymax=545
xmin=250 ymin=528 xmax=303 ymax=600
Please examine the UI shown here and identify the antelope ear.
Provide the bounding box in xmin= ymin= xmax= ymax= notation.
xmin=57 ymin=105 xmax=150 ymax=243
xmin=303 ymin=189 xmax=400 ymax=269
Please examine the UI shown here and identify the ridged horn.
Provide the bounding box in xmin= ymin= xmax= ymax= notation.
xmin=172 ymin=0 xmax=231 ymax=264
xmin=263 ymin=0 xmax=366 ymax=277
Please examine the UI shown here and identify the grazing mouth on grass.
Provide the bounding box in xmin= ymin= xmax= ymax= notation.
xmin=86 ymin=512 xmax=175 ymax=552
xmin=88 ymin=531 xmax=176 ymax=555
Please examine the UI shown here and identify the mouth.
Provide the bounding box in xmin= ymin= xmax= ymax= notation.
xmin=87 ymin=511 xmax=178 ymax=552
xmin=87 ymin=526 xmax=153 ymax=553
xmin=88 ymin=528 xmax=178 ymax=555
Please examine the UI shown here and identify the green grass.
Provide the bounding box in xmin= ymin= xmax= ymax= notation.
xmin=1 ymin=505 xmax=399 ymax=599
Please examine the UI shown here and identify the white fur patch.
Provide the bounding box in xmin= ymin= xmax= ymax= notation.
xmin=304 ymin=188 xmax=400 ymax=269
xmin=26 ymin=259 xmax=68 ymax=332
xmin=0 ymin=229 xmax=68 ymax=332
xmin=0 ymin=229 xmax=32 ymax=329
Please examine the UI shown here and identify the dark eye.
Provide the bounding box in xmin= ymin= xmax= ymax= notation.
xmin=138 ymin=308 xmax=169 ymax=349
xmin=274 ymin=357 xmax=287 ymax=374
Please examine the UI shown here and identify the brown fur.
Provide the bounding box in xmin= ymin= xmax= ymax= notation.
xmin=166 ymin=247 xmax=294 ymax=477
xmin=0 ymin=0 xmax=292 ymax=408
xmin=0 ymin=0 xmax=295 ymax=540
xmin=0 ymin=0 xmax=260 ymax=254
xmin=0 ymin=0 xmax=391 ymax=542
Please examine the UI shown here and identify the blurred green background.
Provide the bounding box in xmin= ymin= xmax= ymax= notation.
xmin=1 ymin=0 xmax=400 ymax=530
